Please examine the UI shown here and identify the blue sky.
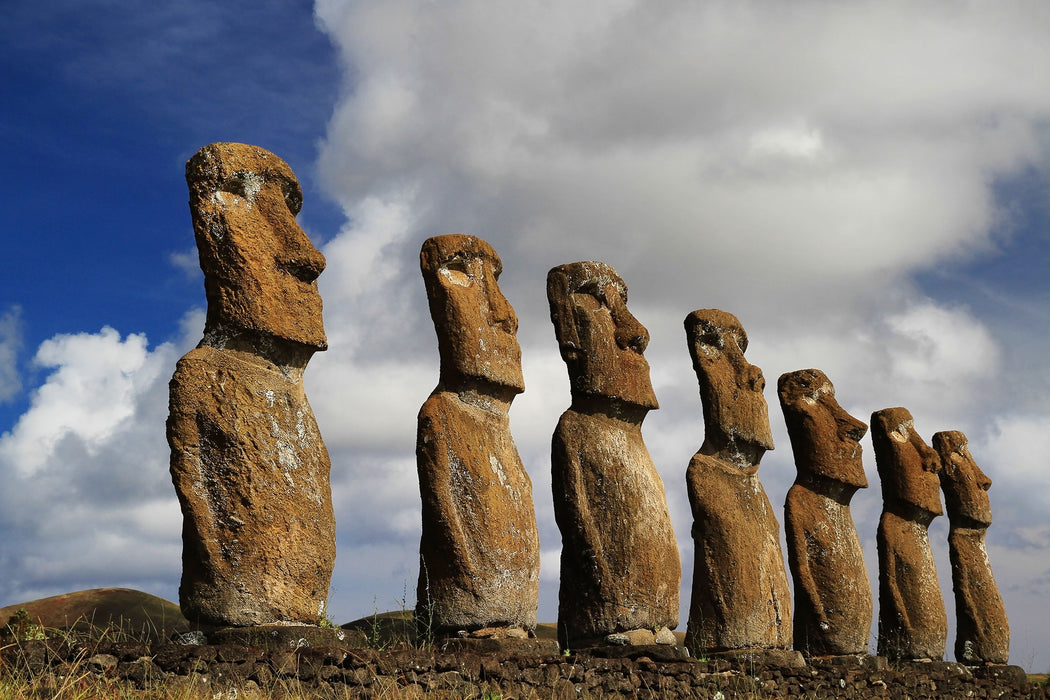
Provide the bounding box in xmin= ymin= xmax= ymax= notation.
xmin=1 ymin=0 xmax=341 ymax=418
xmin=2 ymin=0 xmax=1049 ymax=671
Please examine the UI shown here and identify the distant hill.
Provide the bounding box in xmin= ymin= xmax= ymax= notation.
xmin=1 ymin=588 xmax=572 ymax=648
xmin=0 ymin=587 xmax=192 ymax=643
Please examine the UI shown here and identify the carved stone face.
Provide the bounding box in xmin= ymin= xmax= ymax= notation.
xmin=187 ymin=143 xmax=327 ymax=350
xmin=421 ymin=234 xmax=524 ymax=392
xmin=870 ymin=407 xmax=943 ymax=517
xmin=686 ymin=309 xmax=774 ymax=456
xmin=778 ymin=369 xmax=868 ymax=489
xmin=547 ymin=261 xmax=658 ymax=410
xmin=934 ymin=430 xmax=992 ymax=527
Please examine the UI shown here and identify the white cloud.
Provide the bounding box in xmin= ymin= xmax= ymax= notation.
xmin=0 ymin=322 xmax=199 ymax=604
xmin=884 ymin=302 xmax=1000 ymax=385
xmin=748 ymin=125 xmax=827 ymax=163
xmin=0 ymin=306 xmax=22 ymax=403
xmin=0 ymin=327 xmax=171 ymax=477
xmin=315 ymin=2 xmax=1050 ymax=305
xmin=974 ymin=414 xmax=1050 ymax=508
xmin=168 ymin=248 xmax=202 ymax=280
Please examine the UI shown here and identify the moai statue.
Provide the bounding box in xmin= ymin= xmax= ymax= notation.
xmin=416 ymin=234 xmax=540 ymax=640
xmin=778 ymin=369 xmax=873 ymax=657
xmin=548 ymin=262 xmax=680 ymax=650
xmin=871 ymin=407 xmax=947 ymax=660
xmin=684 ymin=310 xmax=793 ymax=655
xmin=167 ymin=143 xmax=334 ymax=626
xmin=934 ymin=430 xmax=1009 ymax=665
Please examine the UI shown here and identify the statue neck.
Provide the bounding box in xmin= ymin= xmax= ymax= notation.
xmin=200 ymin=324 xmax=316 ymax=381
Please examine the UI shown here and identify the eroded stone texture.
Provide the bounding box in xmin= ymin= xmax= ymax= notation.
xmin=684 ymin=310 xmax=792 ymax=654
xmin=871 ymin=407 xmax=947 ymax=660
xmin=548 ymin=262 xmax=680 ymax=649
xmin=778 ymin=369 xmax=872 ymax=656
xmin=934 ymin=430 xmax=1009 ymax=665
xmin=168 ymin=143 xmax=334 ymax=626
xmin=416 ymin=235 xmax=539 ymax=637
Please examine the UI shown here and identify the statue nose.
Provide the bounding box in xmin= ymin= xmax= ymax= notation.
xmin=613 ymin=309 xmax=649 ymax=353
xmin=605 ymin=284 xmax=648 ymax=353
xmin=976 ymin=468 xmax=992 ymax=491
xmin=490 ymin=289 xmax=519 ymax=333
xmin=838 ymin=412 xmax=868 ymax=442
xmin=279 ymin=236 xmax=326 ymax=283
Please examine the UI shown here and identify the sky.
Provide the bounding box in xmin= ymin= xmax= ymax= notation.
xmin=2 ymin=0 xmax=1049 ymax=670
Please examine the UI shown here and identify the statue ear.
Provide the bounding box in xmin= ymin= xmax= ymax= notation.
xmin=547 ymin=268 xmax=581 ymax=358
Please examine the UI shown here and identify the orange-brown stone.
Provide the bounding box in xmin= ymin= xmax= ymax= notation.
xmin=416 ymin=235 xmax=539 ymax=636
xmin=871 ymin=407 xmax=947 ymax=660
xmin=185 ymin=143 xmax=327 ymax=350
xmin=934 ymin=430 xmax=1009 ymax=665
xmin=684 ymin=310 xmax=791 ymax=654
xmin=168 ymin=143 xmax=334 ymax=626
xmin=779 ymin=369 xmax=872 ymax=656
xmin=548 ymin=262 xmax=680 ymax=649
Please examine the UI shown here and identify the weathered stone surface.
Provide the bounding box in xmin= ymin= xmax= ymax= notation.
xmin=934 ymin=430 xmax=1009 ymax=665
xmin=548 ymin=262 xmax=680 ymax=650
xmin=778 ymin=368 xmax=873 ymax=656
xmin=207 ymin=625 xmax=359 ymax=651
xmin=416 ymin=235 xmax=539 ymax=637
xmin=168 ymin=143 xmax=334 ymax=627
xmin=684 ymin=310 xmax=791 ymax=654
xmin=438 ymin=638 xmax=561 ymax=657
xmin=704 ymin=648 xmax=807 ymax=668
xmin=871 ymin=407 xmax=947 ymax=660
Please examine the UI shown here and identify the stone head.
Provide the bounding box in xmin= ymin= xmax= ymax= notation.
xmin=420 ymin=234 xmax=524 ymax=393
xmin=685 ymin=309 xmax=774 ymax=462
xmin=870 ymin=407 xmax=943 ymax=517
xmin=547 ymin=261 xmax=658 ymax=410
xmin=778 ymin=368 xmax=868 ymax=489
xmin=933 ymin=430 xmax=992 ymax=528
xmin=187 ymin=143 xmax=327 ymax=350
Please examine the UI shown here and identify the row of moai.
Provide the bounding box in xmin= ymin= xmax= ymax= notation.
xmin=167 ymin=143 xmax=1009 ymax=667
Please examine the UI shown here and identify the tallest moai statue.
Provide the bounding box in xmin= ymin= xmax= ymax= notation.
xmin=167 ymin=143 xmax=335 ymax=627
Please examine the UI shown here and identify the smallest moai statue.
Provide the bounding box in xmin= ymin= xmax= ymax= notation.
xmin=871 ymin=407 xmax=947 ymax=661
xmin=779 ymin=369 xmax=873 ymax=657
xmin=933 ymin=430 xmax=1009 ymax=665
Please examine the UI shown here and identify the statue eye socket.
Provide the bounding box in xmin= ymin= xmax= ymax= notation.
xmin=439 ymin=256 xmax=472 ymax=287
xmin=577 ymin=279 xmax=602 ymax=299
xmin=281 ymin=180 xmax=303 ymax=215
xmin=219 ymin=171 xmax=262 ymax=199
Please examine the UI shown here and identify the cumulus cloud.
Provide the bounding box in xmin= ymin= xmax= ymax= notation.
xmin=0 ymin=323 xmax=195 ymax=603
xmin=315 ymin=2 xmax=1050 ymax=306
